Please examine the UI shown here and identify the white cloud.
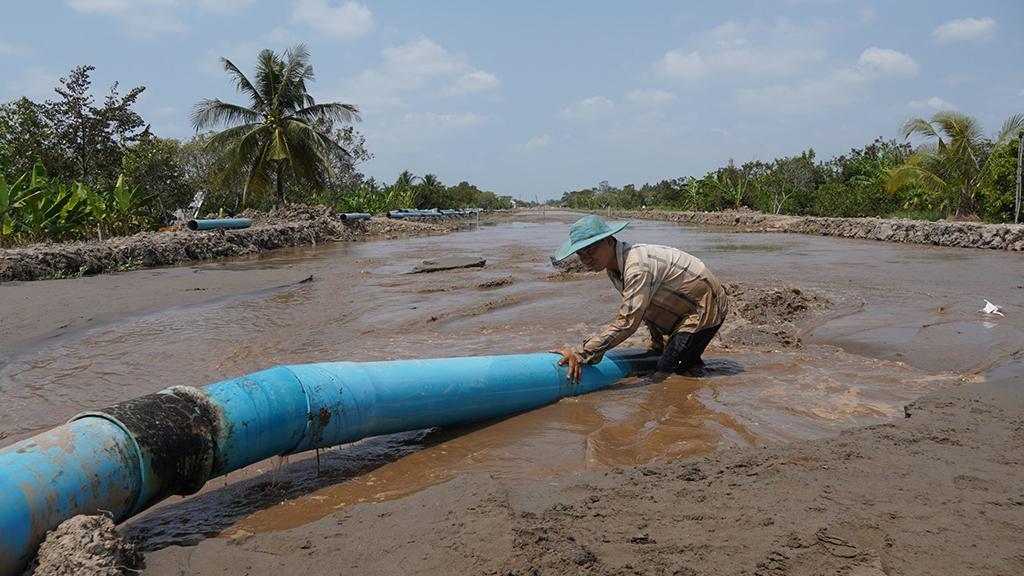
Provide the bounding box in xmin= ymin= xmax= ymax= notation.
xmin=378 ymin=111 xmax=487 ymax=147
xmin=197 ymin=0 xmax=254 ymax=14
xmin=68 ymin=0 xmax=181 ymax=10
xmin=291 ymin=0 xmax=375 ymax=39
xmin=656 ymin=50 xmax=703 ymax=81
xmin=67 ymin=0 xmax=188 ymax=35
xmin=440 ymin=70 xmax=501 ymax=96
xmin=736 ymin=47 xmax=917 ymax=114
xmin=512 ymin=135 xmax=552 ymax=151
xmin=0 ymin=41 xmax=30 ymax=56
xmin=559 ymin=96 xmax=614 ymax=119
xmin=197 ymin=39 xmax=261 ymax=77
xmin=908 ymin=97 xmax=956 ymax=111
xmin=940 ymin=73 xmax=974 ymax=86
xmin=933 ymin=17 xmax=996 ymax=43
xmin=261 ymin=26 xmax=302 ymax=46
xmin=365 ymin=109 xmax=490 ymax=157
xmin=381 ymin=38 xmax=464 ymax=78
xmin=655 ymin=18 xmax=827 ymax=83
xmin=707 ymin=21 xmax=749 ymax=46
xmin=857 ymin=47 xmax=919 ymax=77
xmin=624 ymin=89 xmax=676 ymax=106
xmin=402 ymin=111 xmax=487 ymax=130
xmin=3 ymin=66 xmax=60 ymax=101
xmin=342 ymin=37 xmax=499 ymax=111
xmin=857 ymin=8 xmax=876 ymax=25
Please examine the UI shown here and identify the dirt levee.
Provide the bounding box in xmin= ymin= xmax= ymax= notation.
xmin=617 ymin=208 xmax=1024 ymax=251
xmin=0 ymin=204 xmax=463 ymax=282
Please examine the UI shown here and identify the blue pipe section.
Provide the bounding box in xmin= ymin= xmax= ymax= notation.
xmin=387 ymin=209 xmax=436 ymax=218
xmin=186 ymin=218 xmax=252 ymax=231
xmin=0 ymin=349 xmax=656 ymax=575
xmin=338 ymin=213 xmax=371 ymax=220
xmin=0 ymin=419 xmax=142 ymax=573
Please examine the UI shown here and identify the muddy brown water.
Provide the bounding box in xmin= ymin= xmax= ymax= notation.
xmin=2 ymin=212 xmax=1022 ymax=550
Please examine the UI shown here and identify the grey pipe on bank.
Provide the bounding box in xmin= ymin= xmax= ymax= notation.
xmin=186 ymin=218 xmax=253 ymax=231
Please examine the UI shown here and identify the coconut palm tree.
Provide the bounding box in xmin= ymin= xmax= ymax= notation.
xmin=191 ymin=44 xmax=360 ymax=208
xmin=395 ymin=170 xmax=420 ymax=189
xmin=418 ymin=173 xmax=444 ymax=209
xmin=886 ymin=110 xmax=1024 ymax=217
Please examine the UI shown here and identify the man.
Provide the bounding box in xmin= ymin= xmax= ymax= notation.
xmin=550 ymin=215 xmax=728 ymax=383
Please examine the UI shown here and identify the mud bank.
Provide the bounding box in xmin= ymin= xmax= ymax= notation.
xmin=0 ymin=205 xmax=464 ymax=282
xmin=616 ymin=209 xmax=1024 ymax=251
xmin=139 ymin=368 xmax=1024 ymax=576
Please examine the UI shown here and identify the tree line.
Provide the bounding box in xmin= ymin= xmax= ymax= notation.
xmin=2 ymin=45 xmax=1021 ymax=250
xmin=557 ymin=111 xmax=1024 ymax=224
xmin=0 ymin=46 xmax=512 ymax=248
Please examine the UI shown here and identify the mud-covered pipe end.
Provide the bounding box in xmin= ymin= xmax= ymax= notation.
xmin=71 ymin=387 xmax=219 ymax=507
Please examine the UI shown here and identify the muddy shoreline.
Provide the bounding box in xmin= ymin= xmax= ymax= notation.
xmin=0 ymin=205 xmax=465 ymax=283
xmin=3 ymin=207 xmax=1022 ymax=284
xmin=11 ymin=209 xmax=1024 ymax=575
xmin=139 ymin=367 xmax=1024 ymax=576
xmin=615 ymin=209 xmax=1024 ymax=251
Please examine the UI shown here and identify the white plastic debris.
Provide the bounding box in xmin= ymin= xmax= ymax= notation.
xmin=980 ymin=299 xmax=1004 ymax=316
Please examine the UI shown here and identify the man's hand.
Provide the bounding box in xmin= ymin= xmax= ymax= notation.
xmin=550 ymin=348 xmax=582 ymax=384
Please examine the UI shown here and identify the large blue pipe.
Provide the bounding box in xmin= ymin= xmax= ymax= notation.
xmin=0 ymin=349 xmax=655 ymax=575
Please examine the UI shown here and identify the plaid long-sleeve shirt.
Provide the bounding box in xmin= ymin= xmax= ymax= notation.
xmin=573 ymin=240 xmax=728 ymax=364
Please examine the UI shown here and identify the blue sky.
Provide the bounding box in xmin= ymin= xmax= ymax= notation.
xmin=1 ymin=1 xmax=1022 ymax=202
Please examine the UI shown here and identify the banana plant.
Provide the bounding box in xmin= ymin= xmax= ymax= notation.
xmin=108 ymin=174 xmax=154 ymax=235
xmin=0 ymin=162 xmax=48 ymax=248
xmin=80 ymin=182 xmax=113 ymax=241
xmin=13 ymin=182 xmax=80 ymax=242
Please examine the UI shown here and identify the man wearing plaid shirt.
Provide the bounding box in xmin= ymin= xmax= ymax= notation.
xmin=551 ymin=215 xmax=728 ymax=383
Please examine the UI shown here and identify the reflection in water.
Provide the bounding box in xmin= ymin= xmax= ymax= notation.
xmin=3 ymin=214 xmax=1023 ymax=548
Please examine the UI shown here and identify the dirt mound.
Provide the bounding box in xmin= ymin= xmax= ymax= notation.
xmin=476 ymin=276 xmax=514 ymax=289
xmin=616 ymin=209 xmax=1024 ymax=251
xmin=28 ymin=515 xmax=139 ymax=576
xmin=0 ymin=205 xmax=468 ymax=282
xmin=234 ymin=203 xmax=331 ymax=224
xmin=549 ymin=254 xmax=594 ymax=274
xmin=717 ymin=283 xmax=830 ymax=349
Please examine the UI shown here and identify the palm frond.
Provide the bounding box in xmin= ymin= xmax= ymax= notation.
xmin=885 ymin=162 xmax=953 ymax=197
xmin=220 ymin=57 xmax=267 ymax=113
xmin=295 ymin=102 xmax=361 ymax=125
xmin=898 ymin=116 xmax=938 ymax=142
xmin=191 ymin=100 xmax=260 ymax=131
xmin=996 ymin=113 xmax=1024 ymax=146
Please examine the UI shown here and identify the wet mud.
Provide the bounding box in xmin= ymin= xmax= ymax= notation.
xmin=4 ymin=211 xmax=1024 ymax=571
xmin=27 ymin=515 xmax=139 ymax=576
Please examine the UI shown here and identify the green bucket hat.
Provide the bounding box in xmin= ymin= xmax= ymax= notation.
xmin=554 ymin=215 xmax=629 ymax=261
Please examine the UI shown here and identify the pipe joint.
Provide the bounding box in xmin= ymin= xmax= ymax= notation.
xmin=72 ymin=387 xmax=218 ymax=505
